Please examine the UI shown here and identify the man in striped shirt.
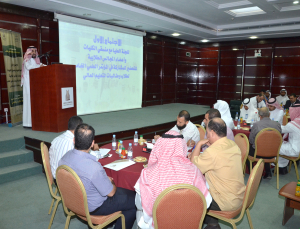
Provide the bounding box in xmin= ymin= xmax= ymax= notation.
xmin=49 ymin=116 xmax=83 ymax=180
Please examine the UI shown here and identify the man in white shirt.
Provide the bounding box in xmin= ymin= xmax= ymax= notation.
xmin=49 ymin=116 xmax=83 ymax=180
xmin=154 ymin=110 xmax=200 ymax=147
xmin=21 ymin=46 xmax=43 ymax=127
xmin=249 ymin=92 xmax=266 ymax=110
xmin=239 ymin=98 xmax=258 ymax=123
xmin=278 ymin=104 xmax=300 ymax=174
xmin=276 ymin=89 xmax=289 ymax=107
xmin=266 ymin=98 xmax=284 ymax=125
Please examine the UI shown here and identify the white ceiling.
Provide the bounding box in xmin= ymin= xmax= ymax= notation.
xmin=1 ymin=0 xmax=300 ymax=43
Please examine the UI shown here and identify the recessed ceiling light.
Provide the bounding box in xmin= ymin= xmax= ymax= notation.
xmin=250 ymin=36 xmax=258 ymax=39
xmin=293 ymin=1 xmax=299 ymax=4
xmin=136 ymin=25 xmax=143 ymax=28
xmin=201 ymin=39 xmax=209 ymax=42
xmin=226 ymin=6 xmax=265 ymax=17
xmin=150 ymin=36 xmax=157 ymax=39
xmin=154 ymin=30 xmax=163 ymax=33
xmin=172 ymin=33 xmax=181 ymax=36
xmin=232 ymin=48 xmax=238 ymax=50
xmin=83 ymin=13 xmax=91 ymax=16
xmin=180 ymin=41 xmax=186 ymax=45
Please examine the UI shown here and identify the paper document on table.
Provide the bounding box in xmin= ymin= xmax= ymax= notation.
xmin=145 ymin=142 xmax=154 ymax=149
xmin=103 ymin=159 xmax=136 ymax=171
xmin=90 ymin=148 xmax=111 ymax=159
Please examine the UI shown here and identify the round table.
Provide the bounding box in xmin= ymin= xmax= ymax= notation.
xmin=98 ymin=139 xmax=150 ymax=191
xmin=232 ymin=121 xmax=251 ymax=138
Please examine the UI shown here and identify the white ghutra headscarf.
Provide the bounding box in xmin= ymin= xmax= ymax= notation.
xmin=240 ymin=98 xmax=258 ymax=123
xmin=276 ymin=89 xmax=289 ymax=106
xmin=214 ymin=100 xmax=235 ymax=129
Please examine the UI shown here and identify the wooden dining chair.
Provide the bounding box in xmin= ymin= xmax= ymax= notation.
xmin=207 ymin=159 xmax=264 ymax=229
xmin=195 ymin=124 xmax=206 ymax=140
xmin=280 ymin=153 xmax=300 ymax=180
xmin=247 ymin=128 xmax=283 ymax=189
xmin=234 ymin=133 xmax=249 ymax=174
xmin=153 ymin=184 xmax=207 ymax=229
xmin=56 ymin=165 xmax=125 ymax=229
xmin=40 ymin=142 xmax=61 ymax=229
xmin=282 ymin=115 xmax=288 ymax=126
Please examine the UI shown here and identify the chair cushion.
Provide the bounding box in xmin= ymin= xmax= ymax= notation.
xmin=77 ymin=211 xmax=122 ymax=225
xmin=248 ymin=156 xmax=275 ymax=163
xmin=209 ymin=205 xmax=242 ymax=219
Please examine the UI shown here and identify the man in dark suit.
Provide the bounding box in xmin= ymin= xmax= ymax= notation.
xmin=248 ymin=107 xmax=282 ymax=179
xmin=284 ymin=93 xmax=300 ymax=110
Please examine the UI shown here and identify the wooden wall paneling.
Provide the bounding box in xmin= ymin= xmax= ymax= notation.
xmin=274 ymin=56 xmax=300 ymax=65
xmin=275 ymin=47 xmax=300 ymax=56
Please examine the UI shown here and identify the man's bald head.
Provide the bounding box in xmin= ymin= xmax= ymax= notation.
xmin=259 ymin=107 xmax=270 ymax=118
xmin=207 ymin=117 xmax=227 ymax=138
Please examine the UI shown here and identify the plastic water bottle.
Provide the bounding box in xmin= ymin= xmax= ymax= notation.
xmin=250 ymin=119 xmax=254 ymax=128
xmin=118 ymin=140 xmax=123 ymax=154
xmin=237 ymin=119 xmax=241 ymax=129
xmin=272 ymin=118 xmax=275 ymax=121
xmin=235 ymin=112 xmax=239 ymax=121
xmin=134 ymin=131 xmax=138 ymax=146
xmin=254 ymin=112 xmax=258 ymax=122
xmin=127 ymin=143 xmax=133 ymax=160
xmin=112 ymin=135 xmax=117 ymax=150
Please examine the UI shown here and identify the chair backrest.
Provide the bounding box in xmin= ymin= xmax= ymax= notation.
xmin=41 ymin=142 xmax=53 ymax=186
xmin=195 ymin=124 xmax=206 ymax=140
xmin=282 ymin=115 xmax=288 ymax=126
xmin=255 ymin=128 xmax=282 ymax=158
xmin=153 ymin=184 xmax=207 ymax=229
xmin=243 ymin=159 xmax=264 ymax=208
xmin=56 ymin=165 xmax=89 ymax=218
xmin=234 ymin=133 xmax=249 ymax=170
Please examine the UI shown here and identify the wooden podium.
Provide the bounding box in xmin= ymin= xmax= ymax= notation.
xmin=30 ymin=64 xmax=77 ymax=132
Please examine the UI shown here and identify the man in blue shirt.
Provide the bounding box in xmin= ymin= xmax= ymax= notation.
xmin=59 ymin=123 xmax=136 ymax=229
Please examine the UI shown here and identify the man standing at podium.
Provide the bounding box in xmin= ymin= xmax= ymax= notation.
xmin=21 ymin=46 xmax=43 ymax=127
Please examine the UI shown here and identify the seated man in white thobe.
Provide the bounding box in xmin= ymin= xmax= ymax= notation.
xmin=239 ymin=98 xmax=258 ymax=123
xmin=266 ymin=98 xmax=284 ymax=125
xmin=278 ymin=104 xmax=300 ymax=175
xmin=249 ymin=92 xmax=266 ymax=111
xmin=21 ymin=46 xmax=43 ymax=127
xmin=214 ymin=100 xmax=235 ymax=129
xmin=154 ymin=110 xmax=200 ymax=148
xmin=276 ymin=89 xmax=289 ymax=107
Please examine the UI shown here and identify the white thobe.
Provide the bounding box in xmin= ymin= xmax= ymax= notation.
xmin=170 ymin=121 xmax=200 ymax=145
xmin=22 ymin=58 xmax=40 ymax=127
xmin=249 ymin=96 xmax=266 ymax=109
xmin=270 ymin=109 xmax=284 ymax=125
xmin=278 ymin=123 xmax=300 ymax=167
xmin=276 ymin=95 xmax=289 ymax=106
xmin=239 ymin=107 xmax=258 ymax=123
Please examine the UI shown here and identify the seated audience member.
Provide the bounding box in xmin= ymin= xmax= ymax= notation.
xmin=191 ymin=118 xmax=245 ymax=229
xmin=278 ymin=104 xmax=300 ymax=174
xmin=49 ymin=116 xmax=83 ymax=181
xmin=58 ymin=124 xmax=136 ymax=229
xmin=154 ymin=110 xmax=200 ymax=147
xmin=239 ymin=98 xmax=258 ymax=123
xmin=284 ymin=93 xmax=300 ymax=110
xmin=203 ymin=109 xmax=234 ymax=141
xmin=276 ymin=89 xmax=289 ymax=107
xmin=249 ymin=92 xmax=266 ymax=110
xmin=265 ymin=90 xmax=271 ymax=100
xmin=248 ymin=107 xmax=281 ymax=179
xmin=213 ymin=100 xmax=235 ymax=129
xmin=135 ymin=130 xmax=212 ymax=229
xmin=260 ymin=90 xmax=267 ymax=104
xmin=266 ymin=98 xmax=284 ymax=125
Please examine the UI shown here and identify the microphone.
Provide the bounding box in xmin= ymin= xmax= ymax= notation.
xmin=38 ymin=50 xmax=52 ymax=58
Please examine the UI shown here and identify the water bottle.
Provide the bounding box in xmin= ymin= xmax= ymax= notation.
xmin=128 ymin=143 xmax=133 ymax=160
xmin=237 ymin=119 xmax=241 ymax=129
xmin=250 ymin=119 xmax=254 ymax=129
xmin=134 ymin=131 xmax=138 ymax=146
xmin=112 ymin=135 xmax=117 ymax=150
xmin=254 ymin=112 xmax=258 ymax=122
xmin=235 ymin=112 xmax=239 ymax=121
xmin=118 ymin=140 xmax=123 ymax=154
xmin=272 ymin=118 xmax=275 ymax=121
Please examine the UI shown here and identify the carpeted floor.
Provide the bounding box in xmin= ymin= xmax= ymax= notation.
xmin=0 ymin=167 xmax=299 ymax=229
xmin=0 ymin=103 xmax=209 ymax=143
